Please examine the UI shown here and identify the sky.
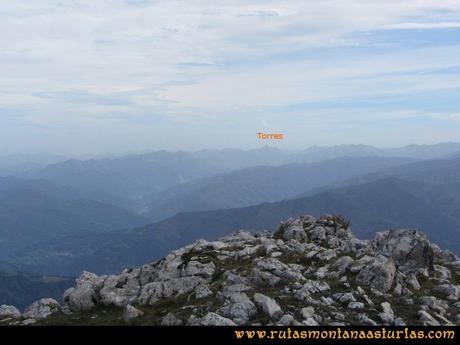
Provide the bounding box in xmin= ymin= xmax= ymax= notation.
xmin=0 ymin=0 xmax=459 ymax=155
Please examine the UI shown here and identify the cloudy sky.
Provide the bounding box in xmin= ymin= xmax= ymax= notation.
xmin=1 ymin=0 xmax=459 ymax=155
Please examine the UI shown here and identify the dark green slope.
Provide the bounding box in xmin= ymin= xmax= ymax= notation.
xmin=0 ymin=177 xmax=149 ymax=258
xmin=0 ymin=263 xmax=73 ymax=310
xmin=12 ymin=177 xmax=460 ymax=275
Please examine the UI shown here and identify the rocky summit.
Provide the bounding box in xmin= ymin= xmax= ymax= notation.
xmin=2 ymin=214 xmax=460 ymax=326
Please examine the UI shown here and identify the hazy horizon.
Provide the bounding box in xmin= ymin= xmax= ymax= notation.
xmin=1 ymin=1 xmax=459 ymax=155
xmin=2 ymin=141 xmax=460 ymax=161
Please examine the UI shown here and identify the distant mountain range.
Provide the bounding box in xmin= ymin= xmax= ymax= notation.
xmin=15 ymin=142 xmax=460 ymax=210
xmin=296 ymin=142 xmax=460 ymax=162
xmin=8 ymin=155 xmax=460 ymax=276
xmin=145 ymin=156 xmax=414 ymax=221
xmin=0 ymin=153 xmax=67 ymax=177
xmin=26 ymin=147 xmax=293 ymax=209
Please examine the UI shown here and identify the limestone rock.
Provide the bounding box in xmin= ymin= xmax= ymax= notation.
xmin=23 ymin=298 xmax=60 ymax=319
xmin=436 ymin=284 xmax=460 ymax=301
xmin=0 ymin=305 xmax=21 ymax=319
xmin=379 ymin=302 xmax=394 ymax=324
xmin=122 ymin=304 xmax=144 ymax=322
xmin=277 ymin=218 xmax=308 ymax=242
xmin=99 ymin=273 xmax=140 ymax=307
xmin=219 ymin=284 xmax=257 ymax=323
xmin=64 ymin=271 xmax=104 ymax=312
xmin=358 ymin=313 xmax=377 ymax=326
xmin=347 ymin=301 xmax=364 ymax=310
xmin=139 ymin=276 xmax=205 ymax=305
xmin=253 ymin=293 xmax=282 ymax=319
xmin=184 ymin=261 xmax=216 ymax=278
xmin=302 ymin=317 xmax=319 ymax=326
xmin=407 ymin=275 xmax=420 ymax=291
xmin=332 ymin=256 xmax=355 ymax=275
xmin=277 ymin=314 xmax=300 ymax=326
xmin=372 ymin=229 xmax=434 ymax=272
xmin=333 ymin=292 xmax=356 ymax=303
xmin=355 ymin=256 xmax=396 ymax=292
xmin=420 ymin=296 xmax=448 ymax=314
xmin=195 ymin=285 xmax=213 ymax=299
xmin=22 ymin=318 xmax=37 ymax=326
xmin=161 ymin=313 xmax=183 ymax=326
xmin=418 ymin=310 xmax=441 ymax=326
xmin=198 ymin=312 xmax=236 ymax=326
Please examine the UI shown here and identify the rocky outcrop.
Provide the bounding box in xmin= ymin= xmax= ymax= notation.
xmin=253 ymin=293 xmax=283 ymax=319
xmin=355 ymin=256 xmax=396 ymax=292
xmin=63 ymin=271 xmax=101 ymax=312
xmin=0 ymin=305 xmax=21 ymax=320
xmin=372 ymin=229 xmax=435 ymax=272
xmin=23 ymin=299 xmax=60 ymax=320
xmin=379 ymin=302 xmax=394 ymax=324
xmin=192 ymin=312 xmax=236 ymax=326
xmin=122 ymin=304 xmax=144 ymax=322
xmin=2 ymin=214 xmax=460 ymax=326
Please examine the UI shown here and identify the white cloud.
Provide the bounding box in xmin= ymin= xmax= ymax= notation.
xmin=1 ymin=1 xmax=460 ymax=153
xmin=0 ymin=2 xmax=459 ymax=105
xmin=159 ymin=45 xmax=460 ymax=110
xmin=383 ymin=22 xmax=460 ymax=29
xmin=449 ymin=113 xmax=460 ymax=122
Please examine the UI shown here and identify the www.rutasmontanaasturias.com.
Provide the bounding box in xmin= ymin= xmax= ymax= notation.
xmin=233 ymin=327 xmax=456 ymax=341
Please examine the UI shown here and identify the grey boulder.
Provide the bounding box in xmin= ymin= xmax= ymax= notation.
xmin=23 ymin=298 xmax=60 ymax=320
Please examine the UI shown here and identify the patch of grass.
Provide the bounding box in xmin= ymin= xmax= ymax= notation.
xmin=446 ymin=265 xmax=460 ymax=285
xmin=302 ymin=220 xmax=314 ymax=229
xmin=387 ymin=297 xmax=420 ymax=324
xmin=249 ymin=286 xmax=301 ymax=322
xmin=273 ymin=226 xmax=286 ymax=240
xmin=277 ymin=252 xmax=320 ymax=268
xmin=365 ymin=307 xmax=381 ymax=322
xmin=255 ymin=246 xmax=267 ymax=258
xmin=325 ymin=277 xmax=349 ymax=294
xmin=331 ymin=215 xmax=350 ymax=229
xmin=177 ymin=252 xmax=194 ymax=269
xmin=133 ymin=294 xmax=192 ymax=325
xmin=38 ymin=287 xmax=228 ymax=326
xmin=319 ymin=240 xmax=332 ymax=249
xmin=39 ymin=306 xmax=124 ymax=326
xmin=415 ymin=276 xmax=446 ymax=299
xmin=135 ymin=285 xmax=228 ymax=325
